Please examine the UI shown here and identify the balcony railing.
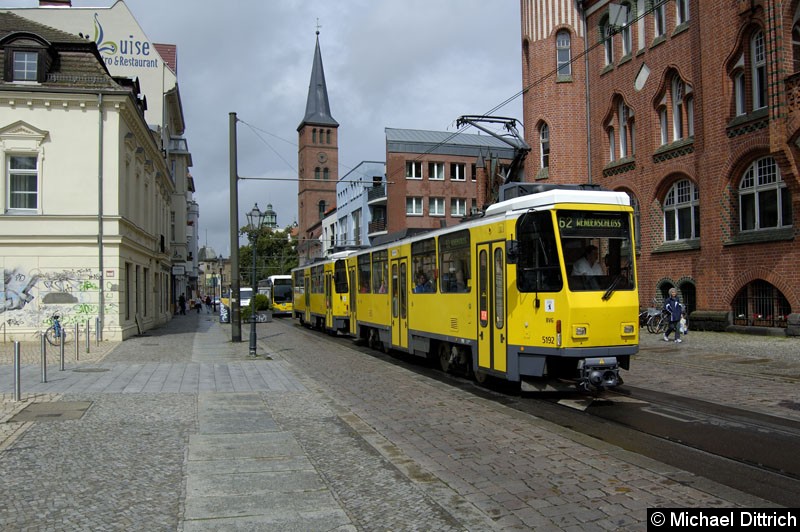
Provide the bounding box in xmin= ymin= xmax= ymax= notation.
xmin=368 ymin=219 xmax=387 ymax=234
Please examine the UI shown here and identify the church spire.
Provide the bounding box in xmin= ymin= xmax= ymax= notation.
xmin=298 ymin=32 xmax=338 ymax=130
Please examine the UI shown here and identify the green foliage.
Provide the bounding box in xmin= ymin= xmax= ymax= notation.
xmin=239 ymin=226 xmax=299 ymax=286
xmin=253 ymin=293 xmax=270 ymax=311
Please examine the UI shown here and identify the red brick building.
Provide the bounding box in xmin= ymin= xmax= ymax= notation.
xmin=520 ymin=0 xmax=800 ymax=331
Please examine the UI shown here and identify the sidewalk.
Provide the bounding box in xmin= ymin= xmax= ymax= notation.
xmin=0 ymin=314 xmax=796 ymax=530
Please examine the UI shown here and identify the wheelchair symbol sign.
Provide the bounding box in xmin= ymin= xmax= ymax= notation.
xmin=545 ymin=299 xmax=555 ymax=312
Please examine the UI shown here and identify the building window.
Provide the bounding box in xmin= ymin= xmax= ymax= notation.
xmin=450 ymin=162 xmax=466 ymax=181
xmin=312 ymin=128 xmax=317 ymax=143
xmin=686 ymin=95 xmax=694 ymax=137
xmin=621 ymin=3 xmax=633 ymax=56
xmin=451 ymin=198 xmax=467 ymax=217
xmin=406 ymin=196 xmax=423 ymax=215
xmin=603 ymin=18 xmax=614 ymax=65
xmin=733 ymin=280 xmax=791 ymax=328
xmin=664 ymin=179 xmax=699 ymax=241
xmin=608 ymin=127 xmax=616 ymax=162
xmin=430 ymin=197 xmax=445 ymax=216
xmin=752 ymin=30 xmax=767 ymax=111
xmin=540 ymin=123 xmax=550 ymax=168
xmin=323 ymin=167 xmax=329 ymax=180
xmin=405 ymin=161 xmax=422 ymax=179
xmin=617 ymin=101 xmax=634 ymax=158
xmin=556 ymin=29 xmax=571 ymax=76
xmin=12 ymin=51 xmax=38 ymax=82
xmin=314 ymin=167 xmax=320 ymax=180
xmin=326 ymin=129 xmax=331 ymax=144
xmin=659 ymin=106 xmax=668 ymax=145
xmin=318 ymin=200 xmax=326 ymax=220
xmin=7 ymin=155 xmax=38 ymax=210
xmin=628 ymin=192 xmax=641 ymax=249
xmin=672 ymin=78 xmax=684 ymax=140
xmin=654 ymin=0 xmax=666 ymax=38
xmin=739 ymin=156 xmax=792 ymax=231
xmin=734 ymin=71 xmax=746 ymax=116
xmin=676 ymin=0 xmax=689 ymax=25
xmin=429 ymin=162 xmax=444 ymax=180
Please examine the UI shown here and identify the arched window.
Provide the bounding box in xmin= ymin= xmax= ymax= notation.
xmin=752 ymin=30 xmax=767 ymax=110
xmin=739 ymin=156 xmax=792 ymax=231
xmin=664 ymin=179 xmax=700 ymax=241
xmin=733 ymin=280 xmax=791 ymax=328
xmin=314 ymin=167 xmax=320 ymax=180
xmin=326 ymin=129 xmax=331 ymax=144
xmin=608 ymin=126 xmax=616 ymax=162
xmin=733 ymin=70 xmax=746 ymax=116
xmin=323 ymin=167 xmax=330 ymax=180
xmin=556 ymin=30 xmax=571 ymax=76
xmin=618 ymin=101 xmax=634 ymax=157
xmin=539 ymin=123 xmax=550 ymax=168
xmin=312 ymin=128 xmax=317 ymax=143
xmin=318 ymin=200 xmax=326 ymax=220
xmin=658 ymin=106 xmax=668 ymax=145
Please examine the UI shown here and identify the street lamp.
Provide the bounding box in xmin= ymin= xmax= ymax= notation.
xmin=245 ymin=203 xmax=267 ymax=356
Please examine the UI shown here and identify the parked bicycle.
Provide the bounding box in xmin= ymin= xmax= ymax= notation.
xmin=647 ymin=309 xmax=670 ymax=334
xmin=44 ymin=314 xmax=69 ymax=346
xmin=639 ymin=298 xmax=661 ymax=329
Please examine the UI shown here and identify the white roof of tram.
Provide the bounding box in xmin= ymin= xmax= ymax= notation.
xmin=484 ymin=188 xmax=630 ymax=217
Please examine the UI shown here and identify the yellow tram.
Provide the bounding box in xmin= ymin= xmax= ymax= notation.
xmin=293 ymin=185 xmax=638 ymax=390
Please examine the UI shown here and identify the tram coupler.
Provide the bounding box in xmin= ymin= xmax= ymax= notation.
xmin=578 ymin=357 xmax=620 ymax=391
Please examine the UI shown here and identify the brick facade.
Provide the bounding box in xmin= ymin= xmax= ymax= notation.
xmin=521 ymin=0 xmax=800 ymax=327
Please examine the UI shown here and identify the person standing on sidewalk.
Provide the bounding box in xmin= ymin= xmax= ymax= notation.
xmin=663 ymin=288 xmax=684 ymax=343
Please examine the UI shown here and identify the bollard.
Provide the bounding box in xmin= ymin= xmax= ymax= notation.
xmin=60 ymin=328 xmax=66 ymax=371
xmin=41 ymin=334 xmax=47 ymax=383
xmin=75 ymin=322 xmax=80 ymax=361
xmin=95 ymin=317 xmax=100 ymax=346
xmin=85 ymin=319 xmax=90 ymax=354
xmin=13 ymin=341 xmax=21 ymax=402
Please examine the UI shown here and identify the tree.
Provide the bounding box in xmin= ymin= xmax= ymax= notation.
xmin=238 ymin=225 xmax=299 ymax=286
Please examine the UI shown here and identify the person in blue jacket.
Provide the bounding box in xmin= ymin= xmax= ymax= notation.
xmin=663 ymin=288 xmax=684 ymax=343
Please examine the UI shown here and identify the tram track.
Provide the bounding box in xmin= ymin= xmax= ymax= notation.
xmin=281 ymin=319 xmax=800 ymax=507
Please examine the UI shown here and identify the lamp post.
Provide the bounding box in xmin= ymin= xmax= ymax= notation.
xmin=246 ymin=203 xmax=267 ymax=357
xmin=216 ymin=254 xmax=224 ymax=313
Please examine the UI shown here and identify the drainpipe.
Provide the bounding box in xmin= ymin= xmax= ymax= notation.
xmin=581 ymin=3 xmax=592 ymax=184
xmin=97 ymin=93 xmax=105 ymax=340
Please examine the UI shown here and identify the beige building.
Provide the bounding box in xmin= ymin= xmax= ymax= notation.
xmin=0 ymin=11 xmax=176 ymax=340
xmin=6 ymin=0 xmax=200 ymax=321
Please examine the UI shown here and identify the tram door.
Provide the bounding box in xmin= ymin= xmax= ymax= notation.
xmin=390 ymin=258 xmax=408 ymax=350
xmin=348 ymin=265 xmax=358 ymax=336
xmin=324 ymin=270 xmax=333 ymax=330
xmin=477 ymin=241 xmax=507 ymax=375
xmin=303 ymin=272 xmax=311 ymax=323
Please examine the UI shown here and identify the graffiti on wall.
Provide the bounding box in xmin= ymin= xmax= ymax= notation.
xmin=1 ymin=267 xmax=119 ymax=330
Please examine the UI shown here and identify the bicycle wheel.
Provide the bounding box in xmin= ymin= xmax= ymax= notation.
xmin=45 ymin=326 xmax=68 ymax=346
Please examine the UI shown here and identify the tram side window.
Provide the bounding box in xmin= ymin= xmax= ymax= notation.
xmin=411 ymin=237 xmax=437 ymax=293
xmin=312 ymin=265 xmax=324 ymax=293
xmin=516 ymin=211 xmax=563 ymax=292
xmin=371 ymin=250 xmax=388 ymax=293
xmin=358 ymin=254 xmax=371 ymax=293
xmin=439 ymin=229 xmax=470 ymax=293
xmin=293 ymin=272 xmax=304 ymax=296
xmin=334 ymin=259 xmax=349 ymax=293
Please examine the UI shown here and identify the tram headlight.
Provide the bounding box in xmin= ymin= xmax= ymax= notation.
xmin=572 ymin=324 xmax=588 ymax=338
xmin=622 ymin=323 xmax=636 ymax=336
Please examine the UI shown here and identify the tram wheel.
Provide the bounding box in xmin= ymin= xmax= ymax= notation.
xmin=473 ymin=368 xmax=488 ymax=385
xmin=438 ymin=343 xmax=453 ymax=373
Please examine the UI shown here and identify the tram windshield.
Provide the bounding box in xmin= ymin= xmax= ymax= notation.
xmin=514 ymin=209 xmax=635 ymax=293
xmin=271 ymin=277 xmax=293 ymax=303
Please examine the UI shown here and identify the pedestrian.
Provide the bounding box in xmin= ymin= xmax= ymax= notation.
xmin=178 ymin=294 xmax=186 ymax=315
xmin=663 ymin=288 xmax=684 ymax=343
xmin=205 ymin=295 xmax=212 ymax=313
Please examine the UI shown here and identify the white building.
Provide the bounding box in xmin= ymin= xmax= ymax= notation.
xmin=7 ymin=0 xmax=199 ymax=317
xmin=0 ymin=11 xmax=174 ymax=340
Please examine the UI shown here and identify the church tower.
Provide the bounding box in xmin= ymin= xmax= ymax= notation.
xmin=297 ymin=31 xmax=339 ymax=260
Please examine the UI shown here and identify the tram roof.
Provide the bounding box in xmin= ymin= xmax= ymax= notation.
xmin=484 ymin=188 xmax=630 ymax=217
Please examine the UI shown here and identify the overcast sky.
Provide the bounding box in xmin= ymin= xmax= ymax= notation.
xmin=9 ymin=0 xmax=524 ymax=257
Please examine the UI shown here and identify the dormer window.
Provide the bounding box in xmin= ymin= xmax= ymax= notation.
xmin=13 ymin=51 xmax=38 ymax=81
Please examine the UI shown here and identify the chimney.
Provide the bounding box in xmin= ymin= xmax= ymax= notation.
xmin=40 ymin=0 xmax=72 ymax=6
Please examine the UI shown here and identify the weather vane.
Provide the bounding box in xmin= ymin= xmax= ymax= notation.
xmin=316 ymin=18 xmax=321 ymax=35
